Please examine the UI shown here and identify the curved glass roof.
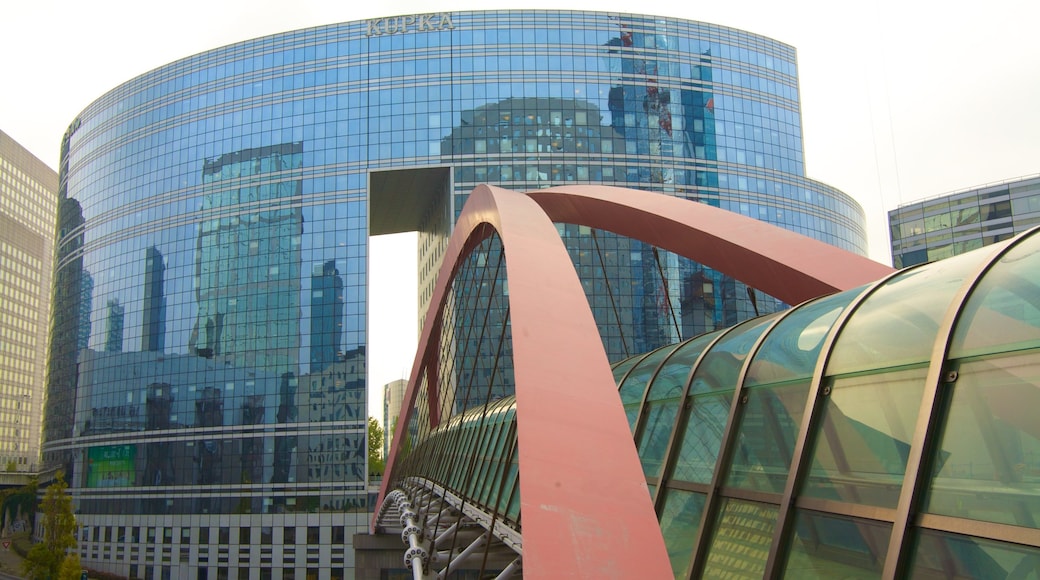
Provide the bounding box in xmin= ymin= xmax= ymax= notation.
xmin=394 ymin=227 xmax=1040 ymax=578
xmin=617 ymin=227 xmax=1040 ymax=578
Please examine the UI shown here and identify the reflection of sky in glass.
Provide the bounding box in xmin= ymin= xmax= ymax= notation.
xmin=828 ymin=245 xmax=1010 ymax=375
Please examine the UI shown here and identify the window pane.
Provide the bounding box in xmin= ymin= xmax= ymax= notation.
xmin=611 ymin=356 xmax=641 ymax=385
xmin=690 ymin=315 xmax=779 ymax=397
xmin=910 ymin=529 xmax=1040 ymax=579
xmin=658 ymin=489 xmax=706 ymax=579
xmin=949 ymin=236 xmax=1040 ymax=358
xmin=745 ymin=292 xmax=854 ymax=387
xmin=671 ymin=393 xmax=730 ymax=484
xmin=801 ymin=367 xmax=927 ymax=508
xmin=637 ymin=399 xmax=680 ymax=477
xmin=636 ymin=333 xmax=720 ymax=477
xmin=923 ymin=354 xmax=1040 ymax=528
xmin=669 ymin=317 xmax=777 ymax=484
xmin=619 ymin=345 xmax=677 ymax=431
xmin=725 ymin=381 xmax=810 ymax=494
xmin=702 ymin=498 xmax=778 ymax=578
xmin=827 ymin=251 xmax=993 ymax=375
xmin=783 ymin=510 xmax=890 ymax=578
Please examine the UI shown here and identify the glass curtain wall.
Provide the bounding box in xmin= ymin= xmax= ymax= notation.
xmin=45 ymin=11 xmax=867 ymax=579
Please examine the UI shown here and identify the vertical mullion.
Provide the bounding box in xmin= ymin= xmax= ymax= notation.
xmin=760 ymin=269 xmax=906 ymax=578
xmin=685 ymin=310 xmax=790 ymax=579
xmin=651 ymin=329 xmax=731 ymax=511
xmin=632 ymin=344 xmax=685 ymax=445
xmin=455 ymin=236 xmax=500 ymax=415
xmin=614 ymin=351 xmax=653 ymax=395
xmin=883 ymin=235 xmax=1033 ymax=578
xmin=590 ymin=228 xmax=631 ymax=358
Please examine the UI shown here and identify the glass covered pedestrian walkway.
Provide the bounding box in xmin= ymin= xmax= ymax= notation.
xmin=391 ymin=226 xmax=1040 ymax=578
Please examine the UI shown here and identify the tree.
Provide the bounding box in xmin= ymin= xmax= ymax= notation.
xmin=23 ymin=474 xmax=79 ymax=580
xmin=368 ymin=417 xmax=385 ymax=477
xmin=57 ymin=552 xmax=82 ymax=580
xmin=0 ymin=476 xmax=37 ymax=532
xmin=391 ymin=416 xmax=411 ymax=456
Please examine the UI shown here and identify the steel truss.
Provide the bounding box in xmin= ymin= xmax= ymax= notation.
xmin=375 ymin=476 xmax=522 ymax=580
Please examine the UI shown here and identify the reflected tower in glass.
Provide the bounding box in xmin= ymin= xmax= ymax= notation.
xmin=43 ymin=11 xmax=868 ymax=579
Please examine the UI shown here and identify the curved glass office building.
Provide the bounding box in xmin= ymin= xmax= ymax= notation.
xmin=45 ymin=11 xmax=867 ymax=578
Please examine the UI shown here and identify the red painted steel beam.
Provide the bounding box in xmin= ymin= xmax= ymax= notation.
xmin=379 ymin=184 xmax=672 ymax=578
xmin=528 ymin=184 xmax=895 ymax=305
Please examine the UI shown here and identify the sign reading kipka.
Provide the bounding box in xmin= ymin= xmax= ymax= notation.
xmin=365 ymin=13 xmax=456 ymax=37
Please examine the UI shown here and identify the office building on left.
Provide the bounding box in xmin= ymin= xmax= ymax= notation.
xmin=0 ymin=130 xmax=57 ymax=474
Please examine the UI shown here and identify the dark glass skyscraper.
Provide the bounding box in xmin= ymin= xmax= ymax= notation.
xmin=310 ymin=260 xmax=345 ymax=373
xmin=44 ymin=11 xmax=869 ymax=578
xmin=141 ymin=246 xmax=166 ymax=353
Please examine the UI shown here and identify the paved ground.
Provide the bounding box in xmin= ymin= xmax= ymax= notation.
xmin=0 ymin=536 xmax=24 ymax=578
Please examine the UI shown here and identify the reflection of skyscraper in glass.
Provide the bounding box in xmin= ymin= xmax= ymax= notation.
xmin=103 ymin=299 xmax=124 ymax=353
xmin=141 ymin=247 xmax=166 ymax=352
xmin=45 ymin=129 xmax=86 ymax=449
xmin=78 ymin=271 xmax=93 ymax=351
xmin=43 ymin=11 xmax=871 ymax=578
xmin=605 ymin=23 xmax=735 ymax=344
xmin=190 ymin=143 xmax=303 ymax=374
xmin=310 ymin=260 xmax=344 ymax=373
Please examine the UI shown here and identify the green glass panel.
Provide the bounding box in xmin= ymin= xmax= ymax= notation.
xmin=828 ymin=248 xmax=1001 ymax=375
xmin=802 ymin=367 xmax=927 ymax=508
xmin=483 ymin=403 xmax=516 ymax=505
xmin=783 ymin=510 xmax=890 ymax=578
xmin=634 ymin=337 xmax=718 ymax=477
xmin=909 ymin=529 xmax=1040 ymax=579
xmin=620 ymin=344 xmax=678 ymax=402
xmin=923 ymin=354 xmax=1040 ymax=528
xmin=619 ymin=344 xmax=678 ymax=432
xmin=689 ymin=314 xmax=780 ymax=396
xmin=646 ymin=332 xmax=722 ymax=401
xmin=637 ymin=399 xmax=680 ymax=477
xmin=668 ymin=317 xmax=777 ymax=484
xmin=500 ymin=452 xmax=520 ymax=522
xmin=468 ymin=417 xmax=498 ymax=499
xmin=462 ymin=426 xmax=481 ymax=497
xmin=745 ymin=291 xmax=858 ymax=388
xmin=950 ymin=235 xmax=1040 ymax=358
xmin=702 ymin=498 xmax=778 ymax=578
xmin=658 ymin=489 xmax=706 ymax=579
xmin=611 ymin=355 xmax=641 ymax=386
xmin=725 ymin=380 xmax=810 ymax=494
xmin=670 ymin=393 xmax=731 ymax=483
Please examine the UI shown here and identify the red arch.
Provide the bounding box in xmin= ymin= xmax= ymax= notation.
xmin=379 ymin=184 xmax=672 ymax=578
xmin=529 ymin=184 xmax=893 ymax=305
xmin=378 ymin=184 xmax=894 ymax=577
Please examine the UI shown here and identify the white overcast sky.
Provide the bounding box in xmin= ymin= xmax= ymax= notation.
xmin=3 ymin=0 xmax=1039 ymax=421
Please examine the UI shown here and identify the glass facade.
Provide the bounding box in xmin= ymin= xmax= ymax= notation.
xmin=889 ymin=173 xmax=1040 ymax=267
xmin=45 ymin=11 xmax=867 ymax=578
